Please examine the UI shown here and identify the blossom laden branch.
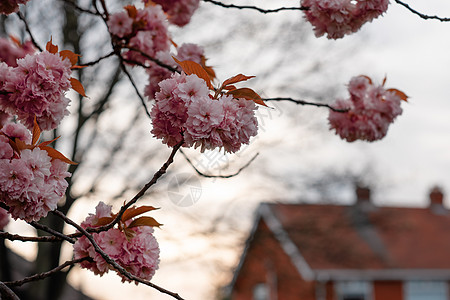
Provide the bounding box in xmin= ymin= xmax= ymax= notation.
xmin=4 ymin=257 xmax=90 ymax=287
xmin=52 ymin=210 xmax=185 ymax=300
xmin=264 ymin=97 xmax=349 ymax=112
xmin=202 ymin=0 xmax=307 ymax=13
xmin=394 ymin=0 xmax=450 ymax=22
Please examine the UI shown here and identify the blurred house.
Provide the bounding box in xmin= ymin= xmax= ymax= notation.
xmin=227 ymin=186 xmax=450 ymax=300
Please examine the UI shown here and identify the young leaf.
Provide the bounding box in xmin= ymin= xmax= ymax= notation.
xmin=59 ymin=50 xmax=80 ymax=66
xmin=127 ymin=216 xmax=163 ymax=228
xmin=222 ymin=74 xmax=255 ymax=88
xmin=94 ymin=216 xmax=115 ymax=227
xmin=46 ymin=38 xmax=58 ymax=54
xmin=227 ymin=88 xmax=268 ymax=107
xmin=69 ymin=77 xmax=87 ymax=98
xmin=387 ymin=88 xmax=408 ymax=102
xmin=38 ymin=145 xmax=78 ymax=165
xmin=121 ymin=205 xmax=159 ymax=222
xmin=123 ymin=228 xmax=137 ymax=240
xmin=172 ymin=57 xmax=214 ymax=90
xmin=201 ymin=56 xmax=216 ymax=81
xmin=32 ymin=117 xmax=41 ymax=146
xmin=38 ymin=136 xmax=60 ymax=147
xmin=124 ymin=5 xmax=138 ymax=19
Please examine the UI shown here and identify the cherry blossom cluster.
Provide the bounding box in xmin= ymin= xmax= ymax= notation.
xmin=151 ymin=73 xmax=258 ymax=153
xmin=0 ymin=122 xmax=71 ymax=222
xmin=0 ymin=37 xmax=35 ymax=67
xmin=0 ymin=0 xmax=29 ymax=15
xmin=144 ymin=43 xmax=207 ymax=99
xmin=301 ymin=0 xmax=389 ymax=39
xmin=107 ymin=5 xmax=170 ymax=66
xmin=0 ymin=207 xmax=9 ymax=230
xmin=73 ymin=202 xmax=160 ymax=282
xmin=328 ymin=75 xmax=404 ymax=142
xmin=147 ymin=0 xmax=200 ymax=27
xmin=0 ymin=50 xmax=73 ymax=131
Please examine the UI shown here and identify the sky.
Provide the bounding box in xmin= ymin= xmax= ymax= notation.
xmin=5 ymin=1 xmax=450 ymax=300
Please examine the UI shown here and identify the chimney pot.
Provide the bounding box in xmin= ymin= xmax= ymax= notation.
xmin=429 ymin=186 xmax=444 ymax=206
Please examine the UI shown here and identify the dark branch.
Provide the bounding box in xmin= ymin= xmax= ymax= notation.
xmin=394 ymin=0 xmax=450 ymax=22
xmin=80 ymin=51 xmax=115 ymax=67
xmin=29 ymin=220 xmax=76 ymax=244
xmin=16 ymin=11 xmax=43 ymax=52
xmin=119 ymin=59 xmax=151 ymax=118
xmin=0 ymin=232 xmax=63 ymax=243
xmin=181 ymin=149 xmax=259 ymax=178
xmin=0 ymin=282 xmax=20 ymax=300
xmin=264 ymin=97 xmax=348 ymax=112
xmin=202 ymin=0 xmax=307 ymax=13
xmin=4 ymin=257 xmax=90 ymax=287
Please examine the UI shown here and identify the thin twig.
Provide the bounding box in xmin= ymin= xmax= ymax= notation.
xmin=96 ymin=140 xmax=184 ymax=233
xmin=16 ymin=11 xmax=43 ymax=52
xmin=80 ymin=51 xmax=115 ymax=67
xmin=0 ymin=232 xmax=63 ymax=243
xmin=202 ymin=0 xmax=307 ymax=13
xmin=181 ymin=149 xmax=259 ymax=178
xmin=125 ymin=47 xmax=180 ymax=73
xmin=119 ymin=59 xmax=151 ymax=118
xmin=4 ymin=257 xmax=90 ymax=287
xmin=28 ymin=220 xmax=76 ymax=244
xmin=52 ymin=210 xmax=185 ymax=300
xmin=264 ymin=97 xmax=348 ymax=112
xmin=394 ymin=0 xmax=450 ymax=22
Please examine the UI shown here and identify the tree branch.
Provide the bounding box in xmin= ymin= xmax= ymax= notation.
xmin=0 ymin=232 xmax=63 ymax=243
xmin=264 ymin=97 xmax=348 ymax=112
xmin=181 ymin=149 xmax=259 ymax=178
xmin=394 ymin=0 xmax=450 ymax=22
xmin=202 ymin=0 xmax=307 ymax=13
xmin=60 ymin=0 xmax=99 ymax=15
xmin=4 ymin=257 xmax=90 ymax=287
xmin=16 ymin=11 xmax=43 ymax=52
xmin=0 ymin=282 xmax=20 ymax=300
xmin=80 ymin=51 xmax=115 ymax=67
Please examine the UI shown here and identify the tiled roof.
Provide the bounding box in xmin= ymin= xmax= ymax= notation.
xmin=267 ymin=202 xmax=450 ymax=271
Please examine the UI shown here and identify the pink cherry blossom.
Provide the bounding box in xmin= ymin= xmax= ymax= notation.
xmin=149 ymin=0 xmax=200 ymax=27
xmin=0 ymin=51 xmax=73 ymax=131
xmin=0 ymin=0 xmax=29 ymax=15
xmin=328 ymin=75 xmax=403 ymax=142
xmin=175 ymin=43 xmax=204 ymax=64
xmin=0 ymin=37 xmax=35 ymax=67
xmin=0 ymin=123 xmax=71 ymax=221
xmin=301 ymin=0 xmax=389 ymax=39
xmin=107 ymin=11 xmax=133 ymax=38
xmin=73 ymin=202 xmax=160 ymax=282
xmin=150 ymin=73 xmax=259 ymax=153
xmin=0 ymin=207 xmax=9 ymax=230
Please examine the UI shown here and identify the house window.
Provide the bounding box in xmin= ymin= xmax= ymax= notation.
xmin=404 ymin=281 xmax=448 ymax=300
xmin=253 ymin=283 xmax=269 ymax=300
xmin=336 ymin=281 xmax=372 ymax=300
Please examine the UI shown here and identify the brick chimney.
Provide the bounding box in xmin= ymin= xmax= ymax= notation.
xmin=429 ymin=186 xmax=446 ymax=214
xmin=355 ymin=185 xmax=373 ymax=211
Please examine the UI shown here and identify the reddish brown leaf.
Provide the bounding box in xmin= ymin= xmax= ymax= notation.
xmin=201 ymin=56 xmax=216 ymax=81
xmin=223 ymin=85 xmax=237 ymax=91
xmin=222 ymin=74 xmax=255 ymax=88
xmin=70 ymin=65 xmax=87 ymax=70
xmin=46 ymin=38 xmax=58 ymax=54
xmin=38 ymin=145 xmax=78 ymax=165
xmin=360 ymin=75 xmax=373 ymax=84
xmin=94 ymin=216 xmax=115 ymax=227
xmin=69 ymin=77 xmax=87 ymax=97
xmin=14 ymin=139 xmax=33 ymax=152
xmin=382 ymin=76 xmax=387 ymax=86
xmin=59 ymin=50 xmax=80 ymax=66
xmin=127 ymin=216 xmax=163 ymax=228
xmin=38 ymin=136 xmax=60 ymax=147
xmin=121 ymin=205 xmax=159 ymax=222
xmin=172 ymin=57 xmax=214 ymax=90
xmin=227 ymin=88 xmax=268 ymax=107
xmin=9 ymin=35 xmax=21 ymax=47
xmin=124 ymin=5 xmax=138 ymax=19
xmin=32 ymin=117 xmax=41 ymax=146
xmin=123 ymin=228 xmax=136 ymax=240
xmin=387 ymin=88 xmax=408 ymax=102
